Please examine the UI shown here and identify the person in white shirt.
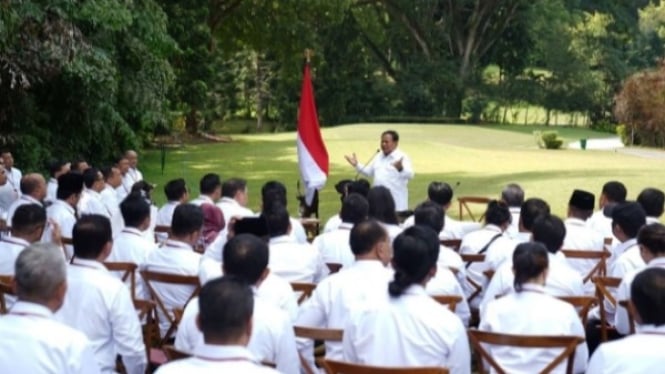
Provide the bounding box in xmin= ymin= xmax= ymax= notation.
xmin=588 ymin=267 xmax=665 ymax=373
xmin=155 ymin=178 xmax=189 ymax=242
xmin=587 ymin=180 xmax=627 ymax=244
xmin=70 ymin=158 xmax=90 ymax=174
xmin=123 ymin=150 xmax=143 ymax=188
xmin=345 ymin=130 xmax=414 ymax=212
xmin=0 ymin=159 xmax=9 ymax=228
xmin=501 ymin=183 xmax=525 ymax=239
xmin=0 ymin=243 xmax=100 ymax=373
xmin=55 ymin=215 xmax=146 ymax=374
xmin=261 ymin=180 xmax=308 ymax=244
xmin=298 ymin=220 xmax=393 ymax=364
xmin=343 ymin=225 xmax=470 ymax=374
xmin=479 ymin=242 xmax=588 ymax=374
xmin=511 ymin=197 xmax=550 ymax=244
xmin=47 ymin=172 xmax=84 ymax=259
xmin=78 ymin=168 xmax=110 ymax=218
xmin=323 ymin=179 xmax=370 ymax=233
xmin=46 ymin=160 xmax=70 ymax=205
xmin=217 ymin=177 xmax=254 ymax=220
xmin=313 ymin=193 xmax=368 ymax=269
xmin=265 ymin=204 xmax=325 ymax=283
xmin=176 ymin=234 xmax=299 ymax=373
xmin=367 ymin=186 xmax=403 ymax=242
xmin=1 ymin=150 xmax=22 ymax=199
xmin=6 ymin=173 xmax=47 ymax=225
xmin=114 ymin=155 xmax=132 ymax=201
xmin=637 ymin=187 xmax=664 ymax=225
xmin=143 ymin=203 xmax=203 ymax=338
xmin=99 ymin=166 xmax=124 ymax=237
xmin=481 ymin=214 xmax=584 ymax=315
xmin=157 ymin=277 xmax=279 ymax=374
xmin=190 ymin=173 xmax=225 ymax=246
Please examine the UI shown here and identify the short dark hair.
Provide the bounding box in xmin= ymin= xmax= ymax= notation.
xmin=20 ymin=175 xmax=41 ymax=195
xmin=47 ymin=160 xmax=68 ymax=178
xmin=82 ymin=167 xmax=100 ymax=189
xmin=427 ymin=182 xmax=453 ymax=206
xmin=200 ymin=173 xmax=222 ymax=195
xmin=261 ymin=181 xmax=288 ymax=212
xmin=531 ymin=214 xmax=566 ymax=254
xmin=222 ymin=234 xmax=268 ymax=284
xmin=112 ymin=155 xmax=127 ymax=166
xmin=73 ymin=215 xmax=112 ymax=259
xmin=388 ymin=225 xmax=439 ymax=297
xmin=347 ymin=179 xmax=370 ymax=198
xmin=637 ymin=188 xmax=665 ymax=218
xmin=120 ymin=194 xmax=151 ymax=228
xmin=164 ymin=178 xmax=188 ymax=201
xmin=199 ymin=276 xmax=254 ymax=342
xmin=222 ymin=178 xmax=247 ymax=199
xmin=520 ymin=198 xmax=551 ymax=231
xmin=414 ymin=201 xmax=445 ymax=232
xmin=631 ymin=268 xmax=665 ymax=326
xmin=382 ymin=130 xmax=399 ymax=142
xmin=602 ymin=181 xmax=627 ymax=203
xmin=340 ymin=193 xmax=369 ymax=224
xmin=100 ymin=166 xmax=115 ymax=181
xmin=264 ymin=204 xmax=290 ymax=238
xmin=56 ymin=173 xmax=84 ymax=200
xmin=367 ymin=186 xmax=398 ymax=225
xmin=171 ymin=204 xmax=204 ymax=237
xmin=70 ymin=158 xmax=88 ymax=173
xmin=512 ymin=242 xmax=549 ymax=292
xmin=349 ymin=219 xmax=387 ymax=256
xmin=637 ymin=223 xmax=665 ymax=256
xmin=612 ymin=202 xmax=647 ymax=239
xmin=11 ymin=204 xmax=46 ymax=235
xmin=501 ymin=183 xmax=524 ymax=207
xmin=484 ymin=200 xmax=512 ymax=227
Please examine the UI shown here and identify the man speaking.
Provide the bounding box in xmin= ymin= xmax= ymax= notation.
xmin=345 ymin=130 xmax=414 ymax=211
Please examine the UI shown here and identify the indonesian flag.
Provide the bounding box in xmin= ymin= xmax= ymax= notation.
xmin=297 ymin=63 xmax=328 ymax=205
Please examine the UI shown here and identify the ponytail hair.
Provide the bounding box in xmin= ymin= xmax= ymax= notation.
xmin=388 ymin=225 xmax=440 ymax=297
xmin=512 ymin=242 xmax=549 ymax=292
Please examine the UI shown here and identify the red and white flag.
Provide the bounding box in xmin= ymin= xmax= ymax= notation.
xmin=297 ymin=62 xmax=328 ymax=205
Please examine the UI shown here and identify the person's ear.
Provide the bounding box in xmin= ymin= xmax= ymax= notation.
xmin=628 ymin=300 xmax=642 ymax=325
xmin=195 ymin=313 xmax=202 ymax=332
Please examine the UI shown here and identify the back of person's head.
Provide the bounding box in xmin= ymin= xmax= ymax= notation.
xmin=484 ymin=200 xmax=512 ymax=227
xmin=261 ymin=180 xmax=288 ymax=212
xmin=222 ymin=178 xmax=247 ymax=199
xmin=20 ymin=174 xmax=43 ymax=195
xmin=48 ymin=160 xmax=69 ymax=178
xmin=427 ymin=182 xmax=453 ymax=206
xmin=73 ymin=215 xmax=112 ymax=259
xmin=164 ymin=178 xmax=188 ymax=201
xmin=414 ymin=200 xmax=445 ymax=233
xmin=520 ymin=198 xmax=551 ymax=232
xmin=131 ymin=181 xmax=154 ymax=202
xmin=512 ymin=242 xmax=549 ymax=292
xmin=637 ymin=223 xmax=665 ymax=257
xmin=349 ymin=219 xmax=388 ymax=256
xmin=82 ymin=167 xmax=100 ymax=189
xmin=612 ymin=201 xmax=647 ymax=239
xmin=56 ymin=172 xmax=84 ymax=200
xmin=340 ymin=193 xmax=369 ymax=225
xmin=501 ymin=183 xmax=524 ymax=207
xmin=200 ymin=173 xmax=222 ymax=195
xmin=334 ymin=179 xmax=353 ymax=203
xmin=568 ymin=189 xmax=595 ymax=220
xmin=222 ymin=234 xmax=268 ymax=284
xmin=71 ymin=158 xmax=89 ymax=173
xmin=388 ymin=225 xmax=440 ymax=297
xmin=531 ymin=214 xmax=566 ymax=254
xmin=171 ymin=204 xmax=204 ymax=237
xmin=637 ymin=188 xmax=665 ymax=218
xmin=631 ymin=267 xmax=665 ymax=326
xmin=14 ymin=243 xmax=66 ymax=306
xmin=11 ymin=204 xmax=47 ymax=236
xmin=198 ymin=276 xmax=254 ymax=344
xmin=120 ymin=194 xmax=151 ymax=228
xmin=602 ymin=181 xmax=627 ymax=204
xmin=264 ymin=204 xmax=290 ymax=237
xmin=367 ymin=186 xmax=398 ymax=225
xmin=347 ymin=179 xmax=370 ymax=198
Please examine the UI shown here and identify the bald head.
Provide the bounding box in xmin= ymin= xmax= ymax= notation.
xmin=21 ymin=173 xmax=47 ymax=200
xmin=125 ymin=150 xmax=138 ymax=168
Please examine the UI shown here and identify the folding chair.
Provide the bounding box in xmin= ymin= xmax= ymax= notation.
xmin=468 ymin=329 xmax=584 ymax=374
xmin=131 ymin=298 xmax=164 ymax=368
xmin=323 ymin=359 xmax=448 ymax=374
xmin=162 ymin=345 xmax=190 ymax=361
xmin=153 ymin=225 xmax=171 ymax=243
xmin=560 ymin=249 xmax=609 ymax=284
xmin=291 ymin=282 xmax=316 ymax=305
xmin=440 ymin=239 xmax=462 ymax=251
xmin=294 ymin=326 xmax=343 ymax=374
xmin=557 ymin=296 xmax=596 ymax=326
xmin=617 ymin=300 xmax=636 ymax=335
xmin=458 ymin=196 xmax=491 ymax=222
xmin=592 ymin=276 xmax=622 ymax=342
xmin=460 ymin=253 xmax=486 ymax=303
xmin=104 ymin=262 xmax=138 ymax=300
xmin=326 ymin=263 xmax=343 ymax=274
xmin=431 ymin=295 xmax=462 ymax=313
xmin=0 ymin=275 xmax=14 ymax=314
xmin=140 ymin=270 xmax=201 ymax=345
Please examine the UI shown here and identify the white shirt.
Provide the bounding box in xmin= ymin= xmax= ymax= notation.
xmin=155 ymin=344 xmax=279 ymax=374
xmin=268 ymin=235 xmax=326 ymax=283
xmin=156 ymin=201 xmax=179 ymax=227
xmin=46 ymin=178 xmax=58 ymax=205
xmin=296 ymin=260 xmax=393 ymax=360
xmin=402 ymin=214 xmax=481 ymax=240
xmin=107 ymin=227 xmax=158 ymax=299
xmin=438 ymin=244 xmax=466 ymax=285
xmin=381 ymin=222 xmax=403 ymax=243
xmin=479 ymin=284 xmax=588 ymax=374
xmin=587 ymin=324 xmax=665 ymax=374
xmin=0 ymin=301 xmax=100 ymax=374
xmin=100 ymin=184 xmax=124 ymax=237
xmin=563 ymin=218 xmax=605 ymax=293
xmin=613 ymin=257 xmax=665 ymax=335
xmin=0 ymin=182 xmax=18 ymax=215
xmin=175 ymin=292 xmax=299 ymax=374
xmin=6 ymin=194 xmax=43 ymax=226
xmin=46 ymin=199 xmax=77 ymax=259
xmin=216 ymin=197 xmax=254 ymax=221
xmin=425 ymin=266 xmax=471 ymax=326
xmin=121 ymin=169 xmax=142 ymax=197
xmin=343 ymin=284 xmax=470 ymax=374
xmin=4 ymin=167 xmax=22 ymax=197
xmin=0 ymin=236 xmax=30 ymax=309
xmin=609 ymin=239 xmax=645 ymax=279
xmin=323 ymin=213 xmax=342 ymax=233
xmin=312 ymin=222 xmax=354 ymax=268
xmin=56 ymin=258 xmax=146 ymax=374
xmin=116 ymin=181 xmax=131 ymax=202
xmin=587 ymin=209 xmax=618 ymax=244
xmin=78 ymin=188 xmax=110 ymax=218
xmin=355 ymin=148 xmax=414 ymax=211
xmin=506 ymin=207 xmax=521 ymax=239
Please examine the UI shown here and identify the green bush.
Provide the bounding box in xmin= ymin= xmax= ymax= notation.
xmin=540 ymin=131 xmax=564 ymax=149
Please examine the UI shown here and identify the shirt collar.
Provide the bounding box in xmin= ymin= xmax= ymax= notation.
xmin=615 ymin=238 xmax=638 ymax=254
xmin=402 ymin=284 xmax=429 ymax=297
xmin=337 ymin=222 xmax=354 ymax=230
xmin=70 ymin=257 xmax=107 ymax=271
xmin=53 ymin=199 xmax=76 ymax=215
xmin=2 ymin=236 xmax=30 ymax=247
xmin=196 ymin=195 xmax=215 ymax=204
xmin=20 ymin=194 xmax=42 ymax=206
xmin=484 ymin=224 xmax=503 ymax=233
xmin=518 ymin=283 xmax=546 ymax=294
xmin=121 ymin=227 xmax=145 ymax=237
xmin=220 ymin=197 xmax=239 ymax=206
xmin=48 ymin=178 xmax=57 ymax=184
xmin=9 ymin=301 xmax=53 ymax=318
xmin=351 ymin=260 xmax=388 ymax=270
xmin=84 ymin=188 xmax=100 ymax=197
xmin=509 ymin=207 xmax=521 ymax=214
xmin=648 ymin=257 xmax=665 ymax=268
xmin=637 ymin=324 xmax=665 ymax=335
xmin=163 ymin=239 xmax=194 ymax=251
xmin=193 ymin=344 xmax=258 ymax=362
xmin=564 ymin=217 xmax=587 ymax=226
xmin=269 ymin=235 xmax=294 ymax=245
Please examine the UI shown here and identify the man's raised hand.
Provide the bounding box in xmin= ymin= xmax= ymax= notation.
xmin=344 ymin=153 xmax=358 ymax=167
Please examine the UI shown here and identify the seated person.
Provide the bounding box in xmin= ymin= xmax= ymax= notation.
xmin=367 ymin=186 xmax=403 ymax=242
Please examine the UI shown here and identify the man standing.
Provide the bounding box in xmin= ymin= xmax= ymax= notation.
xmin=345 ymin=130 xmax=414 ymax=212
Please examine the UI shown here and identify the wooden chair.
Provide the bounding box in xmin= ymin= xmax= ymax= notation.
xmin=104 ymin=262 xmax=138 ymax=300
xmin=458 ymin=196 xmax=491 ymax=222
xmin=0 ymin=275 xmax=14 ymax=314
xmin=557 ymin=296 xmax=596 ymax=326
xmin=163 ymin=344 xmax=189 ymax=361
xmin=326 ymin=263 xmax=343 ymax=274
xmin=431 ymin=295 xmax=462 ymax=312
xmin=291 ymin=282 xmax=316 ymax=305
xmin=323 ymin=359 xmax=448 ymax=374
xmin=592 ymin=276 xmax=622 ymax=342
xmin=61 ymin=237 xmax=73 ymax=245
xmin=153 ymin=225 xmax=171 ymax=243
xmin=468 ymin=329 xmax=584 ymax=374
xmin=440 ymin=239 xmax=462 ymax=251
xmin=603 ymin=237 xmax=613 ymax=250
xmin=294 ymin=326 xmax=344 ymax=374
xmin=618 ymin=300 xmax=636 ymax=335
xmin=132 ymin=298 xmax=164 ymax=368
xmin=140 ymin=270 xmax=201 ymax=344
xmin=560 ymin=249 xmax=609 ymax=284
xmin=460 ymin=253 xmax=486 ymax=304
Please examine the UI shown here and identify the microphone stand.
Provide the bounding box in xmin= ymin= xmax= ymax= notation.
xmin=354 ymin=149 xmax=380 ymax=180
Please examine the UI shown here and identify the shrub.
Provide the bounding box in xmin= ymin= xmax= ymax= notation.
xmin=540 ymin=131 xmax=564 ymax=149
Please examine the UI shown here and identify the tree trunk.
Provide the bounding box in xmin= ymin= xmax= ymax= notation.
xmin=524 ymin=105 xmax=529 ymax=126
xmin=185 ymin=108 xmax=199 ymax=134
xmin=545 ymin=109 xmax=551 ymax=126
xmin=255 ymin=53 xmax=263 ymax=131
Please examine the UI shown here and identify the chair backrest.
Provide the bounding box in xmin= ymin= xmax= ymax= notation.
xmin=326 ymin=263 xmax=343 ymax=274
xmin=323 ymin=359 xmax=448 ymax=374
xmin=153 ymin=225 xmax=171 ymax=243
xmin=440 ymin=239 xmax=462 ymax=251
xmin=560 ymin=249 xmax=609 ymax=283
xmin=468 ymin=329 xmax=584 ymax=374
xmin=291 ymin=282 xmax=316 ymax=305
xmin=163 ymin=344 xmax=190 ymax=361
xmin=294 ymin=326 xmax=344 ymax=374
xmin=592 ymin=276 xmax=622 ymax=342
xmin=431 ymin=295 xmax=462 ymax=312
xmin=458 ymin=196 xmax=491 ymax=222
xmin=61 ymin=237 xmax=74 ymax=245
xmin=618 ymin=300 xmax=636 ymax=335
xmin=460 ymin=253 xmax=486 ymax=303
xmin=557 ymin=296 xmax=596 ymax=326
xmin=104 ymin=262 xmax=138 ymax=299
xmin=0 ymin=275 xmax=13 ymax=315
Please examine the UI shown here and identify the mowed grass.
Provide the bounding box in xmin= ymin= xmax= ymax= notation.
xmin=142 ymin=123 xmax=665 ymax=222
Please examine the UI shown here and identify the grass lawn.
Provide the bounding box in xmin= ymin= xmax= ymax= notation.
xmin=142 ymin=123 xmax=665 ymax=222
